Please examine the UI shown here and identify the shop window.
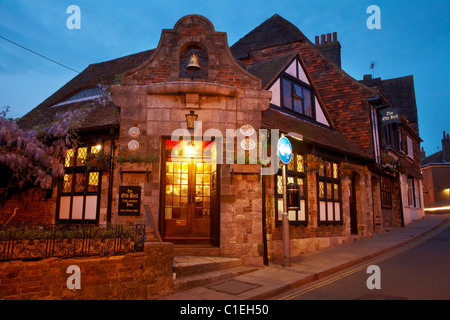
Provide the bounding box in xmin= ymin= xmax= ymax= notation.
xmin=276 ymin=153 xmax=307 ymax=224
xmin=281 ymin=77 xmax=313 ymax=118
xmin=318 ymin=161 xmax=342 ymax=224
xmin=58 ymin=144 xmax=102 ymax=222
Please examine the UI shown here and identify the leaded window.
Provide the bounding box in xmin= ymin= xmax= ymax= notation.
xmin=318 ymin=161 xmax=342 ymax=224
xmin=276 ymin=153 xmax=307 ymax=224
xmin=57 ymin=144 xmax=102 ymax=222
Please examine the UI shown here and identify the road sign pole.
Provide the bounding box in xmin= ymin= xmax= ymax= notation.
xmin=279 ymin=133 xmax=291 ymax=267
xmin=282 ymin=159 xmax=291 ymax=267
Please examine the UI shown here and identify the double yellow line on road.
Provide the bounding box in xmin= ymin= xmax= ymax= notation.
xmin=279 ymin=220 xmax=450 ymax=300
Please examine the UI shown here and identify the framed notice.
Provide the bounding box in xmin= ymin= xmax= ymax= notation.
xmin=118 ymin=186 xmax=141 ymax=216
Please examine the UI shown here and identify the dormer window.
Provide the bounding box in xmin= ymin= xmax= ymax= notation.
xmin=281 ymin=77 xmax=313 ymax=118
xmin=267 ymin=56 xmax=330 ymax=126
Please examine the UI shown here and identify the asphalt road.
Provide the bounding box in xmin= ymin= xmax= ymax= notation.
xmin=272 ymin=219 xmax=450 ymax=300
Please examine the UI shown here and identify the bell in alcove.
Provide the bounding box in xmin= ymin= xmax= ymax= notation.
xmin=186 ymin=53 xmax=201 ymax=71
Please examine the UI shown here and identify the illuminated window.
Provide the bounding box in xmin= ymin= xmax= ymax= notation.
xmin=318 ymin=161 xmax=342 ymax=224
xmin=58 ymin=144 xmax=102 ymax=222
xmin=65 ymin=149 xmax=74 ymax=167
xmin=276 ymin=152 xmax=307 ymax=224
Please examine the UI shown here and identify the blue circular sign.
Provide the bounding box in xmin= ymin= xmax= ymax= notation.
xmin=278 ymin=137 xmax=292 ymax=164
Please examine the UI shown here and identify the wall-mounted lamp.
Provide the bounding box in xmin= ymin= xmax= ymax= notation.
xmin=287 ymin=132 xmax=304 ymax=141
xmin=445 ymin=188 xmax=450 ymax=198
xmin=185 ymin=110 xmax=198 ymax=130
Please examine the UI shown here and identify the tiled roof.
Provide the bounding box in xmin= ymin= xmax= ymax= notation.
xmin=18 ymin=49 xmax=155 ymax=130
xmin=421 ymin=150 xmax=449 ymax=166
xmin=263 ymin=108 xmax=370 ymax=160
xmin=230 ymin=14 xmax=307 ymax=58
xmin=381 ymin=75 xmax=418 ymax=124
xmin=245 ymin=52 xmax=296 ymax=88
xmin=359 ymin=75 xmax=419 ymax=134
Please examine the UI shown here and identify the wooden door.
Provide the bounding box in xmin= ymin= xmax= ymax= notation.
xmin=162 ymin=140 xmax=217 ymax=243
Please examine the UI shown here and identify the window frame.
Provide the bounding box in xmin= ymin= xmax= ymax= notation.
xmin=407 ymin=177 xmax=421 ymax=208
xmin=280 ymin=74 xmax=315 ymax=120
xmin=57 ymin=144 xmax=103 ymax=223
xmin=406 ymin=136 xmax=414 ymax=160
xmin=317 ymin=161 xmax=342 ymax=225
xmin=275 ymin=152 xmax=308 ymax=225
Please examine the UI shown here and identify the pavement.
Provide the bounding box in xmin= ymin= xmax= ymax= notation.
xmin=162 ymin=214 xmax=449 ymax=300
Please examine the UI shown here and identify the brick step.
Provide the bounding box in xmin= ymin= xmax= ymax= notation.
xmin=173 ymin=245 xmax=220 ymax=257
xmin=173 ymin=256 xmax=243 ymax=278
xmin=173 ymin=266 xmax=259 ymax=293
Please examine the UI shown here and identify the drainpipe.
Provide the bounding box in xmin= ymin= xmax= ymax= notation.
xmin=262 ymin=175 xmax=269 ymax=265
xmin=398 ymin=173 xmax=405 ymax=227
xmin=106 ymin=128 xmax=115 ymax=225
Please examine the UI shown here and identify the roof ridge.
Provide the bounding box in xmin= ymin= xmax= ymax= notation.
xmin=230 ymin=14 xmax=307 ymax=57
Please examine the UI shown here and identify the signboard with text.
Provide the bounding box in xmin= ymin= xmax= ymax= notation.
xmin=379 ymin=107 xmax=401 ymax=125
xmin=118 ymin=186 xmax=141 ymax=216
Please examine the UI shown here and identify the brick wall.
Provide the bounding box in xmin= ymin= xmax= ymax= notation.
xmin=0 ymin=242 xmax=173 ymax=300
xmin=122 ymin=15 xmax=261 ymax=90
xmin=220 ymin=164 xmax=264 ymax=266
xmin=0 ymin=187 xmax=55 ymax=226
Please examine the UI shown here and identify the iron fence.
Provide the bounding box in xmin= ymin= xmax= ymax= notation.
xmin=0 ymin=221 xmax=146 ymax=261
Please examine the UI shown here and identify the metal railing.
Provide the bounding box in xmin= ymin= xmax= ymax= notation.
xmin=0 ymin=221 xmax=146 ymax=261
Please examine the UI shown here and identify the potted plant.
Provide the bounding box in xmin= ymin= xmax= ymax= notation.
xmin=86 ymin=152 xmax=111 ymax=170
xmin=381 ymin=152 xmax=395 ymax=167
xmin=116 ymin=154 xmax=158 ymax=172
xmin=305 ymin=155 xmax=323 ymax=173
xmin=339 ymin=163 xmax=354 ymax=178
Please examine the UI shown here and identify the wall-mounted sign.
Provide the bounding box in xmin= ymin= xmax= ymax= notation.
xmin=128 ymin=140 xmax=139 ymax=151
xmin=278 ymin=136 xmax=292 ymax=164
xmin=379 ymin=107 xmax=401 ymax=125
xmin=128 ymin=127 xmax=141 ymax=138
xmin=240 ymin=124 xmax=255 ymax=137
xmin=118 ymin=186 xmax=141 ymax=216
xmin=240 ymin=138 xmax=256 ymax=151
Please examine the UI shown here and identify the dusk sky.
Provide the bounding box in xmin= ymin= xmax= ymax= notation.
xmin=0 ymin=0 xmax=448 ymax=156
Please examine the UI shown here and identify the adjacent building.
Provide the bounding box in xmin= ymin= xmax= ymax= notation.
xmin=2 ymin=14 xmax=424 ymax=266
xmin=421 ymin=132 xmax=450 ymax=212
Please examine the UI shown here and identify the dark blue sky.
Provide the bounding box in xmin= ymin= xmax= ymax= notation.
xmin=0 ymin=0 xmax=448 ymax=156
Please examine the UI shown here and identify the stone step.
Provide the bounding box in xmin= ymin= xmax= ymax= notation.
xmin=173 ymin=266 xmax=259 ymax=292
xmin=173 ymin=256 xmax=243 ymax=278
xmin=173 ymin=245 xmax=220 ymax=257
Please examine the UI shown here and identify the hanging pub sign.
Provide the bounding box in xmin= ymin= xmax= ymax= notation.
xmin=118 ymin=186 xmax=141 ymax=216
xmin=379 ymin=107 xmax=401 ymax=125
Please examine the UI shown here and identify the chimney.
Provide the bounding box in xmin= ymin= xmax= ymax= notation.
xmin=442 ymin=131 xmax=450 ymax=162
xmin=420 ymin=147 xmax=426 ymax=160
xmin=315 ymin=32 xmax=341 ymax=68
